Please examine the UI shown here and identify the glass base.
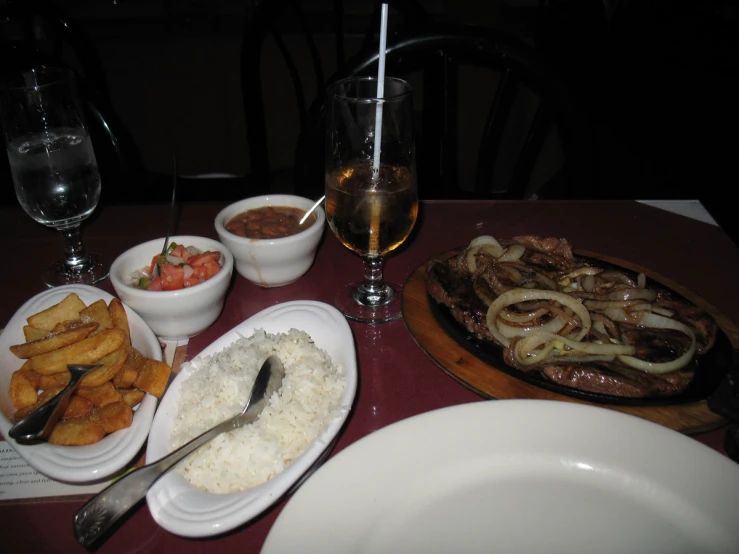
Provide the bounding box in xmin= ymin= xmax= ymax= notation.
xmin=44 ymin=253 xmax=109 ymax=288
xmin=335 ymin=281 xmax=404 ymax=324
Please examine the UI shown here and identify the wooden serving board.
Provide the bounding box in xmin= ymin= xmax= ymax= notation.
xmin=402 ymin=249 xmax=739 ymax=435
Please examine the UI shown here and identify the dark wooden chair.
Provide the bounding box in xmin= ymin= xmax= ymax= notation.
xmin=240 ymin=0 xmax=429 ymax=194
xmin=293 ymin=23 xmax=596 ymax=200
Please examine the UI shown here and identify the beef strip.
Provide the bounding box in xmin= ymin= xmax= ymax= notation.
xmin=538 ymin=363 xmax=693 ymax=398
xmin=426 ymin=257 xmax=494 ymax=342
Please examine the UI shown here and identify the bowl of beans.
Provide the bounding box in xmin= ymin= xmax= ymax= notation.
xmin=215 ymin=194 xmax=325 ymax=287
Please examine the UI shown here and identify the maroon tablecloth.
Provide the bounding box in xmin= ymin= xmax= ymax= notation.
xmin=1 ymin=200 xmax=737 ymax=553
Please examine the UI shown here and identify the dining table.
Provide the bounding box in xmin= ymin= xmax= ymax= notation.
xmin=1 ymin=198 xmax=737 ymax=553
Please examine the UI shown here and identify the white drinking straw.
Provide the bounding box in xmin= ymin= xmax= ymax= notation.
xmin=371 ymin=3 xmax=389 ymax=179
xmin=367 ymin=4 xmax=389 ymax=255
xmin=300 ymin=4 xmax=389 ymax=226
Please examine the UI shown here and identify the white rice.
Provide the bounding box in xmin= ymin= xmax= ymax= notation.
xmin=169 ymin=328 xmax=346 ymax=494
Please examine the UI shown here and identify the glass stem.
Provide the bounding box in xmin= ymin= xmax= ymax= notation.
xmin=353 ymin=256 xmax=394 ymax=307
xmin=59 ymin=225 xmax=92 ymax=273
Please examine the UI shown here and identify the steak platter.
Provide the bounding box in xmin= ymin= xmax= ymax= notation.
xmin=425 ymin=235 xmax=720 ymax=399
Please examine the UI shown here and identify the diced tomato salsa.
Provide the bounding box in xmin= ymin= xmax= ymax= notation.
xmin=132 ymin=243 xmax=222 ymax=291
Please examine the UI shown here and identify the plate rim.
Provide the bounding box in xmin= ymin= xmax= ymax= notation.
xmin=262 ymin=399 xmax=739 ymax=554
xmin=145 ymin=299 xmax=358 ymax=537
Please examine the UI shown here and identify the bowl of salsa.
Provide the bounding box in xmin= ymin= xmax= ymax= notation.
xmin=110 ymin=236 xmax=234 ymax=339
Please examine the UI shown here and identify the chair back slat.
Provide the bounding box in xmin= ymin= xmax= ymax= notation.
xmin=505 ymin=100 xmax=553 ymax=199
xmin=474 ymin=67 xmax=516 ymax=197
xmin=241 ymin=0 xmax=429 ymax=190
xmin=294 ymin=23 xmax=594 ymax=200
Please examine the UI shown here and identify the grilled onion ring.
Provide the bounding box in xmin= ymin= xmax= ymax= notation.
xmin=486 ymin=289 xmax=591 ymax=347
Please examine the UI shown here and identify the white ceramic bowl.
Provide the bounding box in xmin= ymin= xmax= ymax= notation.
xmin=109 ymin=235 xmax=234 ymax=340
xmin=146 ymin=300 xmax=357 ymax=538
xmin=0 ymin=285 xmax=161 ymax=483
xmin=214 ymin=194 xmax=325 ymax=287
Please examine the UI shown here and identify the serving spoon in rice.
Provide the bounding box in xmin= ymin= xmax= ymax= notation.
xmin=72 ymin=354 xmax=285 ymax=548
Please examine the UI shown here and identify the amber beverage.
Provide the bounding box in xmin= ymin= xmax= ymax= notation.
xmin=326 ymin=160 xmax=418 ymax=258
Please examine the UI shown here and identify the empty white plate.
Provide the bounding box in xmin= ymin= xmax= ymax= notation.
xmin=262 ymin=400 xmax=739 ymax=554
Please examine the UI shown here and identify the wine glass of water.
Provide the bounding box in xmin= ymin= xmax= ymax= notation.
xmin=325 ymin=76 xmax=418 ymax=323
xmin=0 ymin=67 xmax=108 ymax=287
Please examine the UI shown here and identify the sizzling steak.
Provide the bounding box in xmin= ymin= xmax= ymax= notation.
xmin=425 ymin=235 xmax=718 ymax=398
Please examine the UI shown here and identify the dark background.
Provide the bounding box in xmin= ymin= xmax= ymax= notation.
xmin=1 ymin=1 xmax=737 ymax=234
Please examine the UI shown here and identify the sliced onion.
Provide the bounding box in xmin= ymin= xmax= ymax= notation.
xmin=598 ymin=271 xmax=636 ymax=287
xmin=652 ymin=306 xmax=675 ymax=317
xmin=499 ymin=308 xmax=548 ymax=323
xmin=512 ymin=331 xmax=635 ymax=366
xmin=498 ymin=244 xmax=526 ymax=262
xmin=585 ymin=299 xmax=647 ymax=311
xmin=165 ymin=255 xmax=185 ymax=265
xmin=496 ymin=315 xmax=571 ymax=339
xmin=616 ymin=312 xmax=696 ymax=373
xmin=486 ymin=289 xmax=591 ymax=347
xmin=183 ymin=264 xmax=195 ymax=279
xmin=558 ymin=267 xmax=602 ymax=285
xmin=582 ymin=274 xmax=595 ymax=292
xmin=605 ymin=288 xmax=658 ymax=302
xmin=462 ymin=236 xmax=505 ymax=273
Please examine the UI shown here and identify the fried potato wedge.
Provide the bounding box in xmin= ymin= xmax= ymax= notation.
xmin=133 ymin=358 xmax=171 ymax=398
xmin=119 ymin=388 xmax=146 ymax=408
xmin=89 ymin=401 xmax=133 ymax=434
xmin=37 ymin=386 xmax=65 ymax=404
xmin=108 ymin=298 xmax=131 ymax=345
xmin=18 ymin=368 xmax=42 ymax=389
xmin=38 ymin=371 xmax=71 ymax=390
xmin=62 ymin=396 xmax=94 ymax=420
xmin=80 ymin=299 xmax=113 ymax=335
xmin=12 ymin=402 xmax=40 ymax=422
xmin=9 ymin=370 xmax=39 ymax=410
xmin=76 ymin=381 xmax=122 ymax=407
xmin=26 ymin=328 xmax=127 ymax=375
xmin=51 ymin=319 xmax=93 ymax=334
xmin=113 ymin=346 xmax=144 ymax=388
xmin=79 ymin=347 xmax=127 ymax=388
xmin=10 ymin=322 xmax=98 ymax=359
xmin=26 ymin=293 xmax=86 ymax=331
xmin=112 ymin=366 xmax=139 ymax=389
xmin=23 ymin=325 xmax=50 ymax=342
xmin=48 ymin=420 xmax=106 ymax=446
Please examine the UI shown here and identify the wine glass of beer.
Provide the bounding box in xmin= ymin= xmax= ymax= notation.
xmin=0 ymin=67 xmax=108 ymax=287
xmin=325 ymin=76 xmax=418 ymax=323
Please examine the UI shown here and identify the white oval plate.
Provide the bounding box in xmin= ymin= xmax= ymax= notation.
xmin=145 ymin=300 xmax=357 ymax=538
xmin=262 ymin=400 xmax=739 ymax=554
xmin=0 ymin=285 xmax=161 ymax=483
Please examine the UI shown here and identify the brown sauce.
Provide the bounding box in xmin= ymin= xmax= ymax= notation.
xmin=225 ymin=206 xmax=316 ymax=239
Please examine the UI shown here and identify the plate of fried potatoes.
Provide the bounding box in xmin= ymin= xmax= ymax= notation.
xmin=0 ymin=284 xmax=169 ymax=483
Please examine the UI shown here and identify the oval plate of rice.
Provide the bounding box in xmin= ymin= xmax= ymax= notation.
xmin=145 ymin=300 xmax=357 ymax=538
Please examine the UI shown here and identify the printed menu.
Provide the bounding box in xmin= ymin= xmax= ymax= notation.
xmin=0 ymin=442 xmax=107 ymax=501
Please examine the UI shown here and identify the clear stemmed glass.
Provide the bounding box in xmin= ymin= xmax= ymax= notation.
xmin=325 ymin=76 xmax=418 ymax=323
xmin=0 ymin=66 xmax=108 ymax=287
